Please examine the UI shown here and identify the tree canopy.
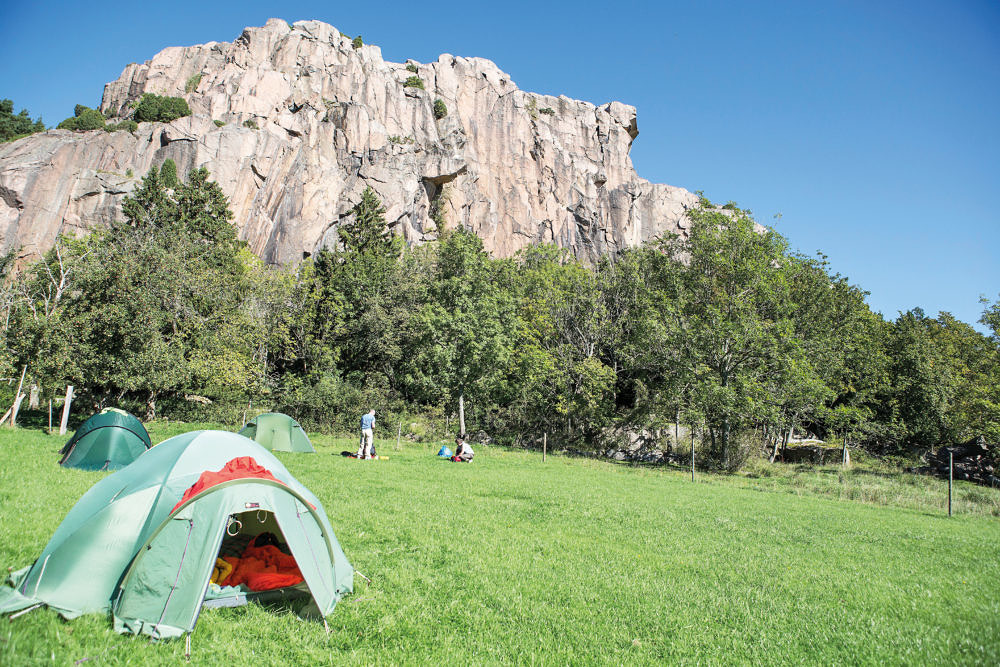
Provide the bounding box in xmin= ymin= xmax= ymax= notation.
xmin=1 ymin=185 xmax=996 ymax=462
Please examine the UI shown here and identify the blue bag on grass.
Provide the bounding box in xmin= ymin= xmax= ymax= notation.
xmin=437 ymin=446 xmax=453 ymax=458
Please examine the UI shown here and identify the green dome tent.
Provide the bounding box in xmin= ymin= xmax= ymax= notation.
xmin=239 ymin=412 xmax=315 ymax=453
xmin=1 ymin=431 xmax=352 ymax=639
xmin=59 ymin=409 xmax=152 ymax=470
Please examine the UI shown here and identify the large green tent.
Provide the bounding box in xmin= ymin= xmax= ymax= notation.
xmin=1 ymin=431 xmax=352 ymax=639
xmin=59 ymin=409 xmax=152 ymax=470
xmin=239 ymin=412 xmax=315 ymax=453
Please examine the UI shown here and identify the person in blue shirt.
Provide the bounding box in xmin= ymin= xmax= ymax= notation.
xmin=356 ymin=409 xmax=376 ymax=459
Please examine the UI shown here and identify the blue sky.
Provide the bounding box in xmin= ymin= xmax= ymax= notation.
xmin=2 ymin=0 xmax=997 ymax=327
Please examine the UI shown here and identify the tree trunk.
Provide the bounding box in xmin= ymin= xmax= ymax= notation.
xmin=721 ymin=416 xmax=731 ymax=468
xmin=719 ymin=369 xmax=730 ymax=465
xmin=146 ymin=391 xmax=156 ymax=422
xmin=458 ymin=393 xmax=466 ymax=436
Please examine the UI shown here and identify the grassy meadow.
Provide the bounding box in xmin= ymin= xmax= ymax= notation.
xmin=1 ymin=422 xmax=999 ymax=665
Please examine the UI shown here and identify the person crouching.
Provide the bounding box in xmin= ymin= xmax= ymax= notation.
xmin=452 ymin=435 xmax=474 ymax=462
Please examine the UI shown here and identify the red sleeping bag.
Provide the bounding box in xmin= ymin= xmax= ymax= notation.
xmin=172 ymin=456 xmax=287 ymax=513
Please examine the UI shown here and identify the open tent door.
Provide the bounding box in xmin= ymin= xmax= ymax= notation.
xmin=113 ymin=481 xmax=348 ymax=639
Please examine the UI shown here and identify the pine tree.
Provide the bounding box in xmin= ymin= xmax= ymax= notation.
xmin=338 ymin=186 xmax=399 ymax=256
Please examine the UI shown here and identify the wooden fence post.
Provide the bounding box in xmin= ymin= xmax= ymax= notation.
xmin=691 ymin=426 xmax=695 ymax=482
xmin=396 ymin=421 xmax=402 ymax=450
xmin=948 ymin=451 xmax=953 ymax=517
xmin=543 ymin=433 xmax=547 ymax=463
xmin=9 ymin=393 xmax=25 ymax=428
xmin=59 ymin=385 xmax=74 ymax=435
xmin=48 ymin=399 xmax=53 ymax=434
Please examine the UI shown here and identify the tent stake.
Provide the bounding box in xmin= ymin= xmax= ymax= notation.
xmin=355 ymin=569 xmax=372 ymax=585
xmin=185 ymin=633 xmax=191 ymax=660
xmin=323 ymin=618 xmax=330 ymax=635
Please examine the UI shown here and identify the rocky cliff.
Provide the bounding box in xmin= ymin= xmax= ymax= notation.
xmin=0 ymin=18 xmax=697 ymax=264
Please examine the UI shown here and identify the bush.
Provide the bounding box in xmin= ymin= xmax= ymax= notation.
xmin=433 ymin=99 xmax=448 ymax=119
xmin=213 ymin=120 xmax=225 ymax=127
xmin=539 ymin=107 xmax=555 ymax=116
xmin=406 ymin=63 xmax=418 ymax=73
xmin=133 ymin=94 xmax=191 ymax=123
xmin=526 ymin=97 xmax=538 ymax=120
xmin=104 ymin=120 xmax=138 ymax=133
xmin=185 ymin=73 xmax=203 ymax=93
xmin=388 ymin=135 xmax=414 ymax=145
xmin=0 ymin=99 xmax=45 ymax=142
xmin=243 ymin=119 xmax=259 ymax=130
xmin=352 ymin=35 xmax=363 ymax=49
xmin=403 ymin=76 xmax=425 ymax=90
xmin=126 ymin=168 xmax=134 ymax=178
xmin=57 ymin=105 xmax=105 ymax=131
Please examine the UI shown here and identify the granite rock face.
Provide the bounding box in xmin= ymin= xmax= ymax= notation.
xmin=0 ymin=18 xmax=698 ymax=264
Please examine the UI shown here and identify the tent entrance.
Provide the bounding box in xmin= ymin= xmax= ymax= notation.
xmin=203 ymin=509 xmax=311 ymax=610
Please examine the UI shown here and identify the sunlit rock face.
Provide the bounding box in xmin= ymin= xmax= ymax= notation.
xmin=0 ymin=18 xmax=697 ymax=264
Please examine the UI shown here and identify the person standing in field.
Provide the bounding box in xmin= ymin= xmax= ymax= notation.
xmin=357 ymin=409 xmax=376 ymax=459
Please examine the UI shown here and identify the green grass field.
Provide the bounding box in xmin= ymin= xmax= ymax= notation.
xmin=1 ymin=423 xmax=999 ymax=665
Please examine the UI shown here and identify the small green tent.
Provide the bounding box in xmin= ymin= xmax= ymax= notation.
xmin=59 ymin=409 xmax=152 ymax=470
xmin=1 ymin=431 xmax=352 ymax=639
xmin=239 ymin=412 xmax=315 ymax=453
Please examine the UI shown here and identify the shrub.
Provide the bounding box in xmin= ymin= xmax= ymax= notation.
xmin=352 ymin=35 xmax=363 ymax=49
xmin=243 ymin=119 xmax=259 ymax=130
xmin=403 ymin=76 xmax=424 ymax=90
xmin=104 ymin=120 xmax=138 ymax=133
xmin=539 ymin=107 xmax=555 ymax=116
xmin=213 ymin=119 xmax=225 ymax=127
xmin=126 ymin=168 xmax=134 ymax=178
xmin=57 ymin=105 xmax=105 ymax=131
xmin=406 ymin=63 xmax=418 ymax=73
xmin=433 ymin=99 xmax=448 ymax=119
xmin=184 ymin=73 xmax=203 ymax=93
xmin=388 ymin=135 xmax=414 ymax=145
xmin=133 ymin=94 xmax=191 ymax=123
xmin=526 ymin=97 xmax=538 ymax=120
xmin=0 ymin=99 xmax=45 ymax=142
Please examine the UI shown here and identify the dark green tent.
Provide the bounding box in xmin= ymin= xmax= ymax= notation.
xmin=239 ymin=412 xmax=315 ymax=453
xmin=59 ymin=409 xmax=152 ymax=471
xmin=1 ymin=430 xmax=352 ymax=639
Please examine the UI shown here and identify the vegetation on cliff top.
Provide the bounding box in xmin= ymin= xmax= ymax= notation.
xmin=133 ymin=93 xmax=191 ymax=123
xmin=0 ymin=98 xmax=45 ymax=142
